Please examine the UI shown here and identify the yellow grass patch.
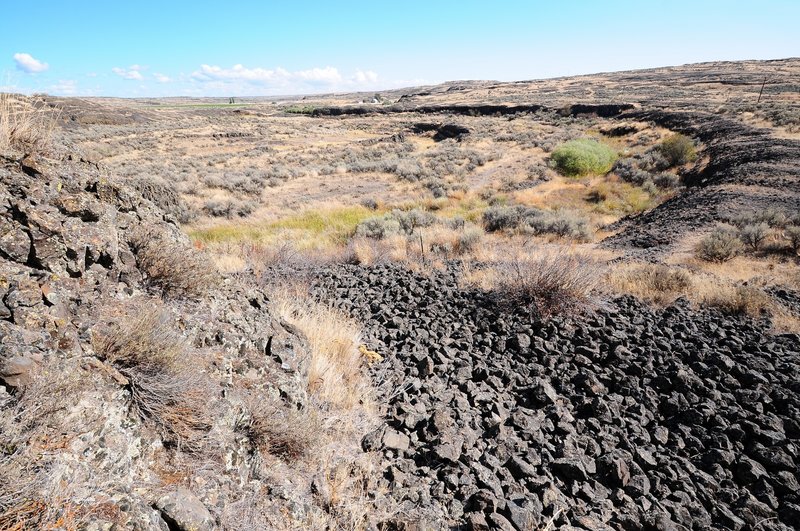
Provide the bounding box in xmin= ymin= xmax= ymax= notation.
xmin=269 ymin=286 xmax=375 ymax=413
xmin=189 ymin=205 xmax=379 ymax=250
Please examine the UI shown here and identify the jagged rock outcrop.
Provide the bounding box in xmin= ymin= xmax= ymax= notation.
xmin=0 ymin=152 xmax=343 ymax=529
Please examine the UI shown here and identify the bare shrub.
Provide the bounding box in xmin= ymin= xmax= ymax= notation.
xmin=652 ymin=172 xmax=681 ymax=189
xmin=529 ymin=210 xmax=591 ymax=241
xmin=483 ymin=205 xmax=524 ymax=232
xmin=636 ymin=150 xmax=670 ymax=172
xmin=728 ymin=208 xmax=789 ymax=229
xmin=343 ymin=236 xmax=406 ymax=266
xmin=354 ymin=215 xmax=402 ymax=240
xmin=0 ymin=94 xmax=59 ymax=154
xmin=739 ymin=223 xmax=770 ymax=251
xmin=0 ymin=368 xmax=101 ymax=529
xmin=483 ymin=250 xmax=601 ymax=318
xmin=202 ymin=199 xmax=256 ymax=218
xmin=393 ymin=208 xmax=435 ymax=234
xmin=419 ymin=225 xmax=484 ymax=259
xmin=243 ymin=400 xmax=318 ymax=461
xmin=92 ymin=302 xmax=210 ymax=449
xmin=128 ymin=227 xmax=217 ymax=298
xmin=785 ymin=226 xmax=800 ymax=253
xmin=695 ymin=225 xmax=743 ymax=262
xmin=359 ymin=198 xmax=379 ymax=210
xmin=457 ymin=226 xmax=484 ymax=254
xmin=482 ymin=205 xmax=591 ymax=240
xmin=612 ymin=158 xmax=651 ymax=186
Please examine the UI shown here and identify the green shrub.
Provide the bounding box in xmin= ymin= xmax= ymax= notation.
xmin=550 ymin=139 xmax=618 ymax=177
xmin=695 ymin=225 xmax=743 ymax=262
xmin=659 ymin=134 xmax=697 ymax=166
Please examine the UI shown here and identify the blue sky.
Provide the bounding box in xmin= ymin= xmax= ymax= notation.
xmin=2 ymin=1 xmax=798 ymax=97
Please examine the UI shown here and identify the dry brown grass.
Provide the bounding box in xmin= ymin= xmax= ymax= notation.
xmin=243 ymin=399 xmax=319 ymax=461
xmin=607 ymin=258 xmax=800 ymax=333
xmin=696 ymin=279 xmax=800 ymax=332
xmin=0 ymin=94 xmax=59 ymax=155
xmin=224 ymin=284 xmax=384 ymax=530
xmin=269 ymin=286 xmax=374 ymax=413
xmin=345 ymin=235 xmax=408 ymax=266
xmin=605 ymin=263 xmax=693 ymax=305
xmin=129 ymin=226 xmax=218 ymax=298
xmin=701 ymin=284 xmax=772 ymax=317
xmin=92 ymin=300 xmax=210 ymax=450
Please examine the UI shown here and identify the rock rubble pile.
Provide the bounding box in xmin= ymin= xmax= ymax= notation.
xmin=313 ymin=264 xmax=800 ymax=530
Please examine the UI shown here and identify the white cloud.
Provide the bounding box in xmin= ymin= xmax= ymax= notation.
xmin=14 ymin=53 xmax=49 ymax=73
xmin=112 ymin=65 xmax=144 ymax=80
xmin=353 ymin=70 xmax=378 ymax=84
xmin=49 ymin=79 xmax=77 ymax=95
xmin=86 ymin=72 xmax=97 ymax=78
xmin=188 ymin=63 xmax=385 ymax=95
xmin=293 ymin=66 xmax=342 ymax=84
xmin=192 ymin=64 xmax=352 ymax=85
xmin=153 ymin=73 xmax=171 ymax=83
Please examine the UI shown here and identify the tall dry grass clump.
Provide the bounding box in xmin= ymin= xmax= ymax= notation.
xmin=0 ymin=93 xmax=59 ymax=154
xmin=270 ymin=285 xmax=374 ymax=414
xmin=605 ymin=263 xmax=693 ymax=305
xmin=467 ymin=248 xmax=602 ymax=318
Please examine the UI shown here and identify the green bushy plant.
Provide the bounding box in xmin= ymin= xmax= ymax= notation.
xmin=550 ymin=139 xmax=618 ymax=177
xmin=660 ymin=134 xmax=697 ymax=166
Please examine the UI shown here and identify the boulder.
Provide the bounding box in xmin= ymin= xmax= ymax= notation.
xmin=155 ymin=488 xmax=214 ymax=531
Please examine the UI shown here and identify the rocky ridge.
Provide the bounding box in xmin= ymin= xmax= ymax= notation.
xmin=603 ymin=110 xmax=800 ymax=256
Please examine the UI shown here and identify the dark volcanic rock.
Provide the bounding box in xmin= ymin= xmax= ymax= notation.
xmin=307 ymin=263 xmax=800 ymax=529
